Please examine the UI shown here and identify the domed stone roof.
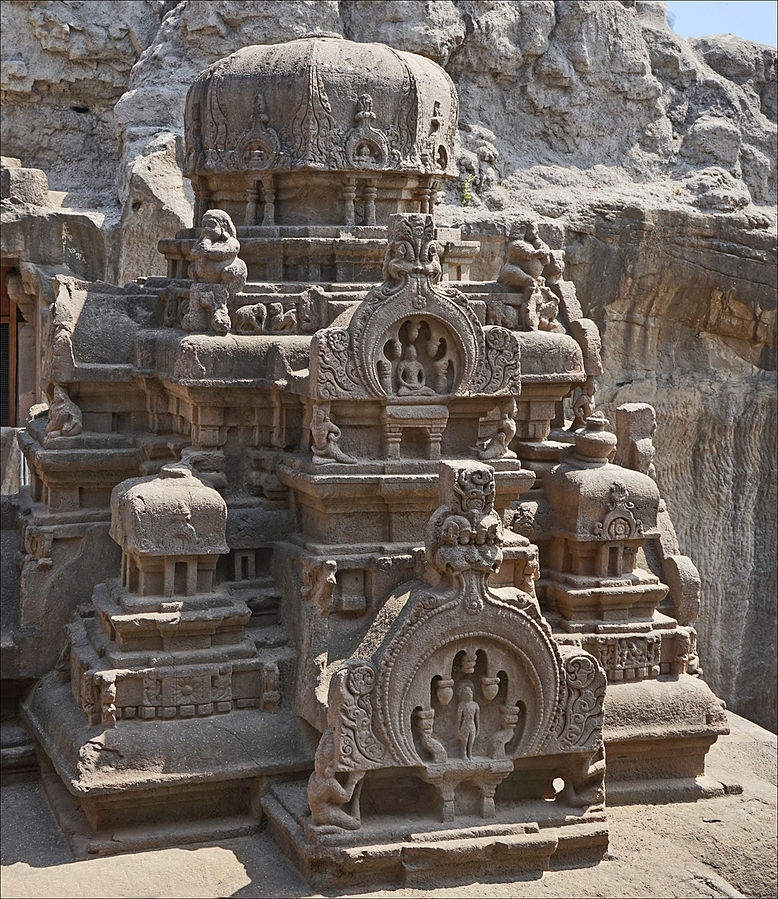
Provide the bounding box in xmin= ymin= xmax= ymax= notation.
xmin=183 ymin=34 xmax=459 ymax=180
xmin=110 ymin=464 xmax=228 ymax=557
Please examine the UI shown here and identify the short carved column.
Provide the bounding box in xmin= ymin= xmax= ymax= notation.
xmin=343 ymin=178 xmax=356 ymax=225
xmin=261 ymin=175 xmax=275 ymax=226
xmin=363 ymin=182 xmax=377 ymax=226
xmin=427 ymin=425 xmax=444 ymax=460
xmin=479 ymin=782 xmax=497 ymax=819
xmin=186 ymin=560 xmax=198 ymax=596
xmin=163 ymin=558 xmax=175 ymax=597
xmin=245 ymin=181 xmax=261 ymax=225
xmin=440 ymin=786 xmax=455 ymax=822
xmin=385 ymin=426 xmax=402 ymax=460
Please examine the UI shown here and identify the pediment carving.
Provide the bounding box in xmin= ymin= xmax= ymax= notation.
xmin=310 ymin=214 xmax=521 ymax=401
xmin=307 ymin=460 xmax=606 ymax=831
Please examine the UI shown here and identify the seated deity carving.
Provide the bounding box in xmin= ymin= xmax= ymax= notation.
xmin=45 ymin=384 xmax=82 ymax=443
xmin=184 ymin=209 xmax=247 ymax=335
xmin=493 ymin=221 xmax=565 ymax=333
xmin=311 ymin=402 xmax=357 ymax=465
xmin=307 ymin=731 xmax=363 ymax=831
xmin=500 ymin=221 xmax=549 ymax=290
xmin=381 ymin=318 xmax=456 ymax=397
xmin=396 ymin=344 xmax=433 ymax=395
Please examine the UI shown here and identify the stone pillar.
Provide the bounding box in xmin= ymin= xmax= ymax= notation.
xmin=192 ymin=176 xmax=209 ymax=223
xmin=245 ymin=181 xmax=261 ymax=225
xmin=343 ymin=178 xmax=356 ymax=226
xmin=440 ymin=785 xmax=455 ymax=822
xmin=261 ymin=175 xmax=275 ymax=226
xmin=363 ymin=182 xmax=377 ymax=226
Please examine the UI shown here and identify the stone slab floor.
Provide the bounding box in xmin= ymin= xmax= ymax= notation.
xmin=1 ymin=713 xmax=775 ymax=899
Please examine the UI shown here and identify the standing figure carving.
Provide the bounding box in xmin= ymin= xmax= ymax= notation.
xmin=184 ymin=209 xmax=247 ymax=335
xmin=456 ymin=682 xmax=480 ymax=759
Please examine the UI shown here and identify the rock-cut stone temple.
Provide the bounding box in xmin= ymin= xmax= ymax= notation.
xmin=16 ymin=34 xmax=728 ymax=887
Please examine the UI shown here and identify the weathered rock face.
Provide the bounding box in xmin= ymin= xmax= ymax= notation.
xmin=1 ymin=1 xmax=775 ymax=730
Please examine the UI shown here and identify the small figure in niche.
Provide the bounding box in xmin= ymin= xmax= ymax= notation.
xmin=426 ymin=333 xmax=451 ymax=393
xmin=355 ymin=143 xmax=375 ymax=166
xmin=456 ymin=682 xmax=480 ymax=760
xmin=415 ymin=708 xmax=447 ymax=763
xmin=396 ymin=344 xmax=434 ymax=395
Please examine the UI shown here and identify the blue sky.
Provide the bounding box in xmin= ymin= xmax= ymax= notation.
xmin=665 ymin=1 xmax=777 ymax=48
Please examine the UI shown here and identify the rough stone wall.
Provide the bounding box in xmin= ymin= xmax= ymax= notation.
xmin=1 ymin=0 xmax=775 ymax=731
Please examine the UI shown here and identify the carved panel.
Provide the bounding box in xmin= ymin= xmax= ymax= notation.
xmin=593 ymin=482 xmax=644 ymax=540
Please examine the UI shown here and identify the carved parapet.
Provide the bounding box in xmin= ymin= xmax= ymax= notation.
xmin=661 ymin=553 xmax=702 ymax=626
xmin=614 ymin=403 xmax=657 ymax=478
xmin=568 ymin=318 xmax=603 ymax=377
xmin=613 ymin=403 xmax=701 ymax=625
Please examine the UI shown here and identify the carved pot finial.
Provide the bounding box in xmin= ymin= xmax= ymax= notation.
xmin=574 ymin=413 xmax=617 ymax=464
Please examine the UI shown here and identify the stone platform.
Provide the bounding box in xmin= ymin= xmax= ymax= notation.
xmin=263 ymin=781 xmax=607 ymax=889
xmin=1 ymin=712 xmax=775 ymax=899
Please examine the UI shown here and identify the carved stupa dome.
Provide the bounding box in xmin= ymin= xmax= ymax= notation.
xmin=183 ymin=34 xmax=459 ymax=181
